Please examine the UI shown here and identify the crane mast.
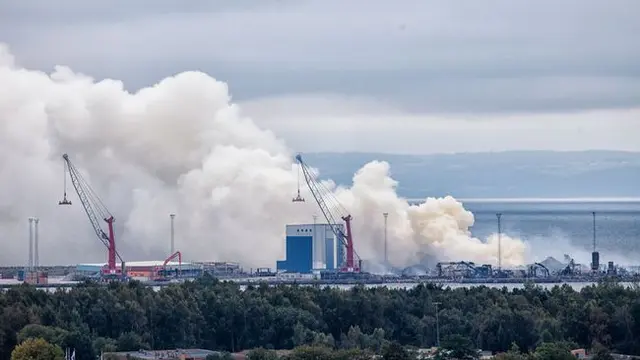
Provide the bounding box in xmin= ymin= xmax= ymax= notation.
xmin=59 ymin=154 xmax=121 ymax=275
xmin=295 ymin=154 xmax=360 ymax=272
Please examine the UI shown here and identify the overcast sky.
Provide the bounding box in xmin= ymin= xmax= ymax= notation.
xmin=1 ymin=0 xmax=638 ymax=154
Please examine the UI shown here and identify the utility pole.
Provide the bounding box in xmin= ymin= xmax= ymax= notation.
xmin=170 ymin=214 xmax=176 ymax=254
xmin=434 ymin=302 xmax=441 ymax=347
xmin=383 ymin=212 xmax=389 ymax=265
xmin=497 ymin=213 xmax=502 ymax=271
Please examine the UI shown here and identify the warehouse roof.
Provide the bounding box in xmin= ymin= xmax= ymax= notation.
xmin=77 ymin=261 xmax=192 ymax=268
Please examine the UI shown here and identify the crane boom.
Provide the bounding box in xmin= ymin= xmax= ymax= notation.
xmin=295 ymin=154 xmax=360 ymax=272
xmin=158 ymin=251 xmax=182 ymax=280
xmin=61 ymin=154 xmax=121 ymax=274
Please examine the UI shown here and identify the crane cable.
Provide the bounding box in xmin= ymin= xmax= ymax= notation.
xmin=297 ymin=165 xmax=302 ymax=194
xmin=63 ymin=161 xmax=68 ymax=199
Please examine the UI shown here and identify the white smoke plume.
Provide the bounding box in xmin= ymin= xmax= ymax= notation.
xmin=0 ymin=43 xmax=527 ymax=268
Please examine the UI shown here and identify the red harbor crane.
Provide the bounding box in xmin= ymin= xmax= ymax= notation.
xmin=58 ymin=153 xmax=123 ymax=276
xmin=294 ymin=154 xmax=361 ymax=272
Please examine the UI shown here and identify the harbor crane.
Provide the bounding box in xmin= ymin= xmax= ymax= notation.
xmin=58 ymin=154 xmax=123 ymax=277
xmin=294 ymin=154 xmax=361 ymax=272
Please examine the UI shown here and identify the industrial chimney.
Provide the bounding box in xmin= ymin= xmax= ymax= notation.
xmin=28 ymin=218 xmax=33 ymax=270
xmin=34 ymin=218 xmax=39 ymax=269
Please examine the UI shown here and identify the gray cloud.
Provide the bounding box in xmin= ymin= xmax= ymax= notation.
xmin=0 ymin=0 xmax=638 ymax=113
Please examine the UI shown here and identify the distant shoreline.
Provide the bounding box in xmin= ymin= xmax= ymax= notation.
xmin=406 ymin=197 xmax=640 ymax=203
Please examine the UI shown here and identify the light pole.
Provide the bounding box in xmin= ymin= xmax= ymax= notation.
xmin=383 ymin=212 xmax=389 ymax=265
xmin=434 ymin=302 xmax=441 ymax=347
xmin=496 ymin=213 xmax=502 ymax=271
xmin=592 ymin=211 xmax=596 ymax=253
xmin=170 ymin=214 xmax=176 ymax=255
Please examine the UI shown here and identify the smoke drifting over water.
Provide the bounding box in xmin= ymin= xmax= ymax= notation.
xmin=0 ymin=43 xmax=527 ymax=268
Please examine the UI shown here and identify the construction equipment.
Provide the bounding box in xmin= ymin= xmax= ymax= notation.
xmin=560 ymin=255 xmax=578 ymax=276
xmin=528 ymin=263 xmax=550 ymax=278
xmin=58 ymin=154 xmax=123 ymax=278
xmin=158 ymin=251 xmax=182 ymax=280
xmin=294 ymin=154 xmax=361 ymax=272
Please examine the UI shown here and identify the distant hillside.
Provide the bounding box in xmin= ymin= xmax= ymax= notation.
xmin=301 ymin=151 xmax=640 ymax=198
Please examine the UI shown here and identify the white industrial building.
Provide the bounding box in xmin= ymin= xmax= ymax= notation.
xmin=277 ymin=223 xmax=345 ymax=273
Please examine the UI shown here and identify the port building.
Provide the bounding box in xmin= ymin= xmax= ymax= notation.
xmin=104 ymin=349 xmax=218 ymax=360
xmin=75 ymin=261 xmax=200 ymax=281
xmin=277 ymin=223 xmax=345 ymax=274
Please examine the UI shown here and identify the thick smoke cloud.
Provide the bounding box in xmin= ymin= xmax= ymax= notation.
xmin=0 ymin=43 xmax=527 ymax=268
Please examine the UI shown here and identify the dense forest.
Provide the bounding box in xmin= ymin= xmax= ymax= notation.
xmin=1 ymin=276 xmax=640 ymax=359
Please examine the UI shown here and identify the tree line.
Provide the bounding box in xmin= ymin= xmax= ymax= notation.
xmin=1 ymin=275 xmax=639 ymax=359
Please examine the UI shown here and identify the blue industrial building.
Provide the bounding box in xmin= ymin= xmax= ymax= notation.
xmin=276 ymin=234 xmax=313 ymax=273
xmin=277 ymin=223 xmax=345 ymax=273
